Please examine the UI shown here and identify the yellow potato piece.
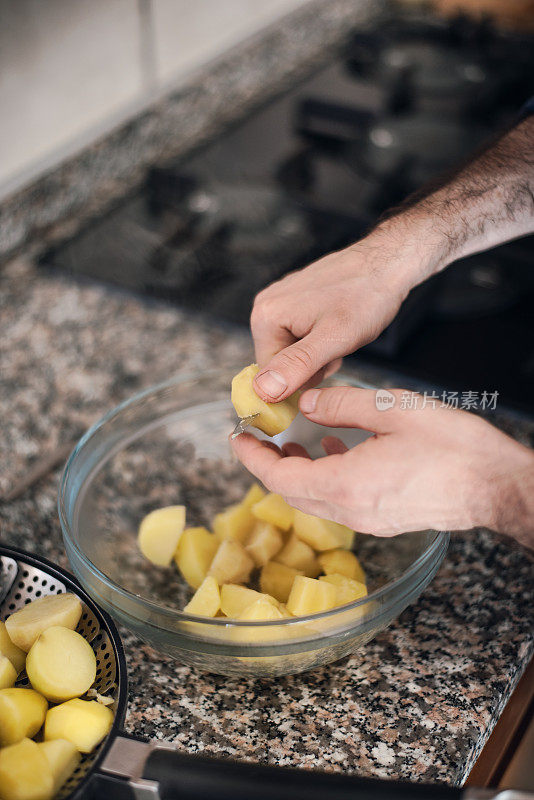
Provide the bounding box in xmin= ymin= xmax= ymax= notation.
xmin=0 ymin=688 xmax=48 ymax=746
xmin=245 ymin=521 xmax=283 ymax=567
xmin=276 ymin=533 xmax=320 ymax=577
xmin=38 ymin=739 xmax=81 ymax=796
xmin=184 ymin=576 xmax=220 ymax=617
xmin=238 ymin=598 xmax=285 ymax=621
xmin=319 ymin=573 xmax=368 ymax=607
xmin=0 ymin=654 xmax=17 ymax=689
xmin=212 ymin=503 xmax=254 ymax=543
xmin=259 ymin=561 xmax=303 ymax=603
xmin=318 ymin=549 xmax=365 ymax=583
xmin=252 ymin=493 xmax=294 ymax=531
xmin=231 ymin=364 xmax=300 ymax=437
xmin=5 ymin=593 xmax=82 ymax=653
xmin=44 ymin=698 xmax=113 ymax=754
xmin=241 ymin=483 xmax=266 ymax=508
xmin=174 ymin=527 xmax=219 ymax=590
xmin=0 ymin=622 xmax=26 ymax=674
xmin=0 ymin=738 xmax=54 ymax=800
xmin=26 ymin=626 xmax=96 ymax=703
xmin=220 ymin=584 xmax=275 ymax=618
xmin=208 ymin=540 xmax=254 ymax=586
xmin=293 ymin=510 xmax=354 ymax=552
xmin=138 ymin=505 xmax=186 ymax=566
xmin=286 ymin=575 xmax=337 ymax=616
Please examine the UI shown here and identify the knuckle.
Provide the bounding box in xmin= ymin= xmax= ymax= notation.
xmin=321 ymin=387 xmax=352 ymax=421
xmin=279 ymin=342 xmax=318 ymax=373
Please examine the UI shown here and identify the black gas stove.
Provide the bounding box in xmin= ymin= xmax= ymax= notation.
xmin=42 ymin=10 xmax=534 ymax=413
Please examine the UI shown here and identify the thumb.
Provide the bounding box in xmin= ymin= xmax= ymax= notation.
xmin=299 ymin=386 xmax=402 ymax=433
xmin=254 ymin=328 xmax=343 ymax=402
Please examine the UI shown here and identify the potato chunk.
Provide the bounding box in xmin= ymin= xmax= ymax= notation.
xmin=184 ymin=577 xmax=220 ymax=617
xmin=0 ymin=654 xmax=17 ymax=689
xmin=241 ymin=483 xmax=266 ymax=508
xmin=0 ymin=622 xmax=26 ymax=674
xmin=44 ymin=698 xmax=113 ymax=754
xmin=286 ymin=576 xmax=337 ymax=616
xmin=212 ymin=503 xmax=254 ymax=543
xmin=259 ymin=561 xmax=303 ymax=603
xmin=319 ymin=573 xmax=367 ymax=607
xmin=293 ymin=510 xmax=354 ymax=552
xmin=252 ymin=493 xmax=294 ymax=531
xmin=0 ymin=738 xmax=54 ymax=800
xmin=174 ymin=527 xmax=219 ymax=590
xmin=276 ymin=534 xmax=320 ymax=577
xmin=26 ymin=626 xmax=96 ymax=703
xmin=231 ymin=364 xmax=300 ymax=437
xmin=238 ymin=598 xmax=285 ymax=622
xmin=138 ymin=505 xmax=186 ymax=566
xmin=5 ymin=593 xmax=82 ymax=653
xmin=245 ymin=521 xmax=283 ymax=567
xmin=318 ymin=549 xmax=365 ymax=583
xmin=220 ymin=584 xmax=269 ymax=618
xmin=208 ymin=540 xmax=254 ymax=585
xmin=38 ymin=739 xmax=81 ymax=796
xmin=0 ymin=688 xmax=48 ymax=746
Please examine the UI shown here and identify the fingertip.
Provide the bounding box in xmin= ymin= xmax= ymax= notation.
xmin=299 ymin=388 xmax=321 ymax=415
xmin=253 ymin=369 xmax=288 ymax=402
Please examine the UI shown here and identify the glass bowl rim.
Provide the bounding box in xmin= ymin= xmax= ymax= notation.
xmin=58 ymin=369 xmax=449 ymax=629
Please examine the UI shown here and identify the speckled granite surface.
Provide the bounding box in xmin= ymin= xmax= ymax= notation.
xmin=1 ymin=258 xmax=533 ymax=786
xmin=0 ymin=0 xmax=381 ymax=263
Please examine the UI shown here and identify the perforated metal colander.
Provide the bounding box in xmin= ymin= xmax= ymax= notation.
xmin=0 ymin=545 xmax=127 ymax=800
xmin=0 ymin=545 xmax=521 ymax=800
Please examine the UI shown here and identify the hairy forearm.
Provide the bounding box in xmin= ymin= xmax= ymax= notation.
xmin=370 ymin=116 xmax=534 ymax=286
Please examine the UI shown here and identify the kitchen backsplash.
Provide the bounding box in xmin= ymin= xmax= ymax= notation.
xmin=0 ymin=0 xmax=308 ymax=200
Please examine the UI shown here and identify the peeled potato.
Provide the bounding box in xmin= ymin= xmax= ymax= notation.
xmin=0 ymin=688 xmax=48 ymax=746
xmin=5 ymin=593 xmax=82 ymax=652
xmin=38 ymin=739 xmax=81 ymax=796
xmin=0 ymin=622 xmax=26 ymax=674
xmin=293 ymin=510 xmax=353 ymax=552
xmin=231 ymin=364 xmax=300 ymax=437
xmin=212 ymin=503 xmax=254 ymax=543
xmin=0 ymin=654 xmax=17 ymax=689
xmin=245 ymin=521 xmax=283 ymax=567
xmin=318 ymin=549 xmax=365 ymax=583
xmin=259 ymin=561 xmax=303 ymax=603
xmin=241 ymin=483 xmax=266 ymax=508
xmin=276 ymin=533 xmax=320 ymax=577
xmin=44 ymin=698 xmax=113 ymax=754
xmin=138 ymin=505 xmax=186 ymax=566
xmin=286 ymin=575 xmax=337 ymax=616
xmin=26 ymin=626 xmax=96 ymax=703
xmin=251 ymin=493 xmax=294 ymax=531
xmin=183 ymin=576 xmax=220 ymax=617
xmin=208 ymin=540 xmax=254 ymax=586
xmin=319 ymin=573 xmax=367 ymax=606
xmin=0 ymin=737 xmax=54 ymax=800
xmin=220 ymin=584 xmax=273 ymax=618
xmin=174 ymin=527 xmax=219 ymax=590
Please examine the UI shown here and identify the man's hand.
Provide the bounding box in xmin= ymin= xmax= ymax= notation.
xmin=251 ymin=117 xmax=534 ymax=404
xmin=231 ymin=387 xmax=534 ymax=547
xmin=251 ymin=225 xmax=436 ymax=403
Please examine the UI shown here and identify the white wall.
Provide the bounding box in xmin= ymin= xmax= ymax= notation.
xmin=0 ymin=0 xmax=307 ymax=199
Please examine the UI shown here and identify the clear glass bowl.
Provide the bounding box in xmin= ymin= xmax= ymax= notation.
xmin=58 ymin=368 xmax=449 ymax=677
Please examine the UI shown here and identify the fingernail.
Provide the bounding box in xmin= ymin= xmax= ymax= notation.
xmin=300 ymin=389 xmax=320 ymax=413
xmin=255 ymin=370 xmax=287 ymax=398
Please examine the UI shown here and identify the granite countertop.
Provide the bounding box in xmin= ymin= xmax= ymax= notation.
xmin=1 ymin=258 xmax=533 ymax=787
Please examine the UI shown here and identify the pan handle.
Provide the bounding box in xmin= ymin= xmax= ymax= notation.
xmin=95 ymin=736 xmax=533 ymax=800
xmin=144 ymin=744 xmax=463 ymax=800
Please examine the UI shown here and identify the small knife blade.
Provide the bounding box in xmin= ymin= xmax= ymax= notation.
xmin=231 ymin=413 xmax=260 ymax=439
